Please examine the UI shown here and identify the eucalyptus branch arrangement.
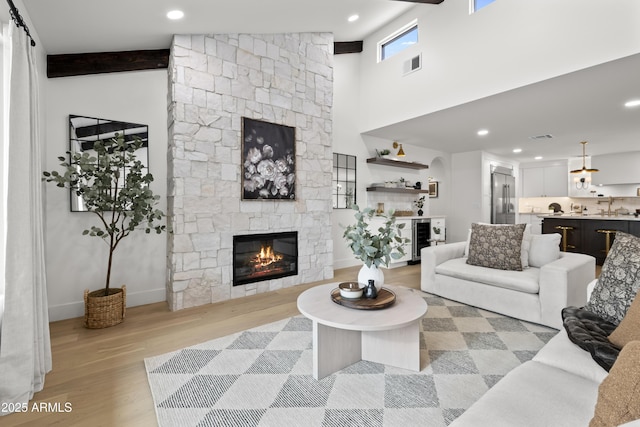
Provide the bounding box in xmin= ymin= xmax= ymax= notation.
xmin=414 ymin=195 xmax=425 ymax=209
xmin=42 ymin=134 xmax=167 ymax=295
xmin=342 ymin=204 xmax=410 ymax=268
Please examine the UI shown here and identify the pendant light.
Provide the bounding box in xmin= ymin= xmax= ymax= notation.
xmin=570 ymin=141 xmax=599 ymax=174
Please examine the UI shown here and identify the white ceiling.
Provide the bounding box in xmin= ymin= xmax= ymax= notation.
xmin=13 ymin=0 xmax=640 ymax=164
xmin=20 ymin=0 xmax=417 ymax=54
xmin=364 ymin=52 xmax=640 ymax=163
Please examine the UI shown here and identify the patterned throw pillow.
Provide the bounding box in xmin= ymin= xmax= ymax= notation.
xmin=586 ymin=232 xmax=640 ymax=326
xmin=466 ymin=223 xmax=526 ymax=271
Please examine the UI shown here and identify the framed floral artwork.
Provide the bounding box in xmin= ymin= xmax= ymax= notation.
xmin=242 ymin=117 xmax=296 ymax=200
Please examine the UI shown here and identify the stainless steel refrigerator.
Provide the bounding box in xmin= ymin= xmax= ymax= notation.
xmin=491 ymin=167 xmax=516 ymax=224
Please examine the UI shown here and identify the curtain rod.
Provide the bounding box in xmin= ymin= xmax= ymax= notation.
xmin=6 ymin=0 xmax=36 ymax=46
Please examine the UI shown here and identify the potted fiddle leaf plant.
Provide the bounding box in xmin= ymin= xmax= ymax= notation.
xmin=43 ymin=134 xmax=167 ymax=328
xmin=342 ymin=204 xmax=410 ymax=290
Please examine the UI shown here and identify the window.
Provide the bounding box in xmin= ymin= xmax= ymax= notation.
xmin=333 ymin=153 xmax=356 ymax=209
xmin=378 ymin=21 xmax=418 ymax=62
xmin=471 ymin=0 xmax=496 ymax=13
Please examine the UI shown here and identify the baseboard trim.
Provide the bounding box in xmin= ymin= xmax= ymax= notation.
xmin=48 ymin=287 xmax=166 ymax=322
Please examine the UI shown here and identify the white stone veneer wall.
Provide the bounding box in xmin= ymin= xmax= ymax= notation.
xmin=166 ymin=33 xmax=334 ymax=310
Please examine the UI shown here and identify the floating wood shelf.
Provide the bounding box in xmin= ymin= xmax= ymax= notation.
xmin=366 ymin=187 xmax=429 ymax=194
xmin=366 ymin=157 xmax=429 ymax=170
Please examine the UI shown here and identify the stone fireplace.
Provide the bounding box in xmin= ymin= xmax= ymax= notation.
xmin=166 ymin=32 xmax=334 ymax=310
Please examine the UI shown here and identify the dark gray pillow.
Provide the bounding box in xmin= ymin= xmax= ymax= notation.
xmin=585 ymin=231 xmax=640 ymax=325
xmin=466 ymin=223 xmax=526 ymax=271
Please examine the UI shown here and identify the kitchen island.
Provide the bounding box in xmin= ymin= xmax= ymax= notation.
xmin=540 ymin=214 xmax=640 ymax=264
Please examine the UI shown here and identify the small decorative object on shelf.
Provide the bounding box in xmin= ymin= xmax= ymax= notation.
xmin=414 ymin=195 xmax=425 ymax=216
xmin=364 ymin=279 xmax=378 ymax=299
xmin=376 ymin=148 xmax=391 ymax=158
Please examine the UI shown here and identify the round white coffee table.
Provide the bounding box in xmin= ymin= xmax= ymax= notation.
xmin=297 ymin=283 xmax=427 ymax=380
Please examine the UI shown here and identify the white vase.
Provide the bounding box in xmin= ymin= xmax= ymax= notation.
xmin=358 ymin=264 xmax=385 ymax=291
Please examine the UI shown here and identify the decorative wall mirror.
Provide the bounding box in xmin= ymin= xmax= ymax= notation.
xmin=333 ymin=153 xmax=357 ymax=209
xmin=69 ymin=115 xmax=149 ymax=212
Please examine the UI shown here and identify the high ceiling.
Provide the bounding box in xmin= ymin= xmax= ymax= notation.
xmin=20 ymin=0 xmax=417 ymax=54
xmin=364 ymin=52 xmax=640 ymax=163
xmin=11 ymin=0 xmax=640 ymax=163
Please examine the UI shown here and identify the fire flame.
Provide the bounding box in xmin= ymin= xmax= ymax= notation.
xmin=254 ymin=245 xmax=282 ymax=267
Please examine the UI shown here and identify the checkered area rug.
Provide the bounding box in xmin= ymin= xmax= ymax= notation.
xmin=144 ymin=291 xmax=557 ymax=427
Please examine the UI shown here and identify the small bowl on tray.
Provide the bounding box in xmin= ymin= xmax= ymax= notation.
xmin=338 ymin=282 xmax=364 ymax=299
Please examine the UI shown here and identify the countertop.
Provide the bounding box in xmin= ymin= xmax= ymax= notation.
xmin=535 ymin=213 xmax=640 ymax=221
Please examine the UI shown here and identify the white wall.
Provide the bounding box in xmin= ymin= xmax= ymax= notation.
xmin=332 ymin=54 xmax=450 ymax=268
xmin=448 ymin=151 xmax=518 ymax=242
xmin=357 ymin=0 xmax=640 ymax=133
xmin=331 ymin=53 xmax=368 ymax=269
xmin=44 ymin=70 xmax=168 ymax=321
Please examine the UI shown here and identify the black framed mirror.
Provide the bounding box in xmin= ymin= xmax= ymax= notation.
xmin=333 ymin=153 xmax=357 ymax=209
xmin=69 ymin=115 xmax=149 ymax=212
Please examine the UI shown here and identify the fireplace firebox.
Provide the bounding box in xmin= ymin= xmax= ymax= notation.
xmin=233 ymin=231 xmax=298 ymax=286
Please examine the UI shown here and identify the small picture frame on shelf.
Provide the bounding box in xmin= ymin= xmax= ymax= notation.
xmin=428 ymin=181 xmax=438 ymax=198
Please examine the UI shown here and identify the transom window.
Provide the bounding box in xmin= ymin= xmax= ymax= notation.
xmin=471 ymin=0 xmax=496 ymax=13
xmin=378 ymin=20 xmax=418 ymax=62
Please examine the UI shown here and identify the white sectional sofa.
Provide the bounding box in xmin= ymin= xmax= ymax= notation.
xmin=451 ymin=279 xmax=640 ymax=427
xmin=420 ymin=240 xmax=596 ymax=329
xmin=451 ymin=321 xmax=605 ymax=426
xmin=433 ymin=229 xmax=640 ymax=426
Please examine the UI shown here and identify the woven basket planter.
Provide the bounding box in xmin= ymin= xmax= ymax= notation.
xmin=83 ymin=285 xmax=126 ymax=329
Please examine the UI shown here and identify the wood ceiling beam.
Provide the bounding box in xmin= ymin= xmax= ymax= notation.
xmin=47 ymin=49 xmax=170 ymax=78
xmin=48 ymin=41 xmax=367 ymax=77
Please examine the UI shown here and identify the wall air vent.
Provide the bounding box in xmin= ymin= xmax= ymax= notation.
xmin=528 ymin=134 xmax=554 ymax=140
xmin=403 ymin=54 xmax=422 ymax=76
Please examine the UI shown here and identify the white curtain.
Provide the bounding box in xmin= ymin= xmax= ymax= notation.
xmin=0 ymin=24 xmax=51 ymax=410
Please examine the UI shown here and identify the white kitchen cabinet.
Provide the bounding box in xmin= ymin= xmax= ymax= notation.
xmin=521 ymin=164 xmax=568 ymax=197
xmin=518 ymin=213 xmax=542 ymax=234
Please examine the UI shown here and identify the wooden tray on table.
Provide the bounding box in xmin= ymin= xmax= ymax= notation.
xmin=330 ymin=287 xmax=396 ymax=310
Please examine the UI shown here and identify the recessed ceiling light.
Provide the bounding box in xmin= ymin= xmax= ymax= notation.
xmin=534 ymin=156 xmax=543 ymax=160
xmin=348 ymin=14 xmax=359 ymax=22
xmin=625 ymin=99 xmax=640 ymax=108
xmin=513 ymin=148 xmax=522 ymax=153
xmin=477 ymin=129 xmax=489 ymax=136
xmin=167 ymin=10 xmax=184 ymax=20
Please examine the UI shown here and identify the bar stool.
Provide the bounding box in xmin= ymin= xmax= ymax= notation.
xmin=554 ymin=225 xmax=576 ymax=252
xmin=596 ymin=229 xmax=617 ymax=256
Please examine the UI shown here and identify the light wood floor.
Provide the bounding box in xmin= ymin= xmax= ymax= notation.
xmin=3 ymin=264 xmax=422 ymax=427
